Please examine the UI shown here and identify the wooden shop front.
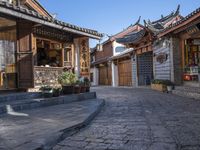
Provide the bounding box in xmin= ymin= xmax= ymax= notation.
xmin=0 ymin=1 xmax=102 ymax=90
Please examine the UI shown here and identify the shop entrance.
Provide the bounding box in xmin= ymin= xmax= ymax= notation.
xmin=183 ymin=39 xmax=200 ymax=87
xmin=0 ymin=17 xmax=17 ymax=90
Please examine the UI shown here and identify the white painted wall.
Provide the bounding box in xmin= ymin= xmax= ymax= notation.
xmin=111 ymin=61 xmax=118 ymax=87
xmin=90 ymin=67 xmax=99 ymax=86
xmin=112 ymin=41 xmax=126 ymax=56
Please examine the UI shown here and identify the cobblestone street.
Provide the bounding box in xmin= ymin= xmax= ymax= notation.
xmin=54 ymin=87 xmax=200 ymax=150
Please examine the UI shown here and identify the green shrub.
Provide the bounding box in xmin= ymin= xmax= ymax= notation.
xmin=58 ymin=72 xmax=77 ymax=86
xmin=151 ymin=79 xmax=174 ymax=86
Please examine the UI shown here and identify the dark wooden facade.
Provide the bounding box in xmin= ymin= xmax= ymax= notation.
xmin=159 ymin=7 xmax=200 ymax=87
xmin=0 ymin=0 xmax=102 ymax=90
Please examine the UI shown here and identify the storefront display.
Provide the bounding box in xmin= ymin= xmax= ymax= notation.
xmin=184 ymin=39 xmax=200 ymax=82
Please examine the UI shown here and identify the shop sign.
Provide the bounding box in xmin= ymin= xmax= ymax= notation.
xmin=193 ymin=39 xmax=200 ymax=45
xmin=156 ymin=53 xmax=168 ymax=64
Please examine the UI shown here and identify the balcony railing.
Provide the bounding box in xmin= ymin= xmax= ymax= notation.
xmin=34 ymin=66 xmax=63 ymax=87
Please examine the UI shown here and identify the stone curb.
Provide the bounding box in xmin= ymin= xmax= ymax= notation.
xmin=27 ymin=99 xmax=105 ymax=150
xmin=0 ymin=92 xmax=97 ymax=115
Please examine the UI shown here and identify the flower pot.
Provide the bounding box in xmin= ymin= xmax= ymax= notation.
xmin=62 ymin=85 xmax=74 ymax=95
xmin=74 ymin=86 xmax=81 ymax=94
xmin=167 ymin=86 xmax=173 ymax=92
xmin=43 ymin=91 xmax=53 ymax=98
xmin=80 ymin=86 xmax=86 ymax=93
xmin=85 ymin=86 xmax=90 ymax=92
xmin=53 ymin=90 xmax=61 ymax=97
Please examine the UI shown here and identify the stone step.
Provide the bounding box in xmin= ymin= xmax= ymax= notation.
xmin=172 ymin=87 xmax=200 ymax=100
xmin=0 ymin=92 xmax=96 ymax=115
xmin=0 ymin=92 xmax=42 ymax=103
xmin=175 ymin=86 xmax=200 ymax=94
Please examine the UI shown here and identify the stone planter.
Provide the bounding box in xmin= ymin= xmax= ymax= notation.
xmin=85 ymin=86 xmax=90 ymax=92
xmin=62 ymin=85 xmax=74 ymax=95
xmin=80 ymin=86 xmax=86 ymax=93
xmin=151 ymin=83 xmax=167 ymax=92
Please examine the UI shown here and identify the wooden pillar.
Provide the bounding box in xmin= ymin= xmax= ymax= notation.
xmin=61 ymin=44 xmax=64 ymax=67
xmin=74 ymin=37 xmax=90 ymax=78
xmin=17 ymin=20 xmax=34 ymax=88
xmin=74 ymin=38 xmax=80 ymax=77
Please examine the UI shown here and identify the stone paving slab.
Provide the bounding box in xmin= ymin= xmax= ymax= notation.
xmin=0 ymin=98 xmax=105 ymax=150
xmin=53 ymin=87 xmax=200 ymax=150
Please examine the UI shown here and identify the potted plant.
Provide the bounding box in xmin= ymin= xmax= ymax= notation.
xmin=40 ymin=85 xmax=53 ymax=98
xmin=84 ymin=77 xmax=90 ymax=92
xmin=52 ymin=87 xmax=61 ymax=97
xmin=58 ymin=72 xmax=77 ymax=95
xmin=165 ymin=80 xmax=174 ymax=93
xmin=79 ymin=77 xmax=86 ymax=93
xmin=74 ymin=80 xmax=81 ymax=94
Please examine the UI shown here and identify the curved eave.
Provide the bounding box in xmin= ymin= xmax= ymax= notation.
xmin=0 ymin=3 xmax=103 ymax=39
xmin=159 ymin=7 xmax=200 ymax=38
xmin=116 ymin=30 xmax=146 ymax=45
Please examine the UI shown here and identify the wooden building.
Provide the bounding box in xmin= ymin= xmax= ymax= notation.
xmin=110 ymin=19 xmax=143 ymax=87
xmin=116 ymin=6 xmax=181 ymax=87
xmin=159 ymin=6 xmax=200 ymax=87
xmin=91 ymin=19 xmax=143 ymax=87
xmin=0 ymin=0 xmax=102 ymax=91
xmin=90 ymin=40 xmax=113 ymax=86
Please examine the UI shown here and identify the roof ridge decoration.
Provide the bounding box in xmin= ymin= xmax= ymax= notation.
xmin=159 ymin=6 xmax=200 ymax=36
xmin=127 ymin=16 xmax=141 ymax=28
xmin=144 ymin=5 xmax=181 ymax=34
xmin=110 ymin=16 xmax=144 ymax=41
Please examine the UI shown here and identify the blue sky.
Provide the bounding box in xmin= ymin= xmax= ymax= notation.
xmin=39 ymin=0 xmax=200 ymax=47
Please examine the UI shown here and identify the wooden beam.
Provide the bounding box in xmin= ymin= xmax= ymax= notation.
xmin=0 ymin=25 xmax=16 ymax=32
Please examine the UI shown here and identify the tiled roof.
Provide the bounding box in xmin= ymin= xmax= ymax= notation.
xmin=91 ymin=57 xmax=110 ymax=65
xmin=152 ymin=5 xmax=180 ymax=24
xmin=145 ymin=5 xmax=181 ymax=34
xmin=160 ymin=6 xmax=200 ymax=35
xmin=116 ymin=29 xmax=146 ymax=44
xmin=0 ymin=1 xmax=103 ymax=38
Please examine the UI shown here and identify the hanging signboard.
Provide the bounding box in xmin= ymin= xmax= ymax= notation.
xmin=156 ymin=53 xmax=168 ymax=64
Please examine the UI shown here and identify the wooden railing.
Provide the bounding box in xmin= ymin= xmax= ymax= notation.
xmin=34 ymin=66 xmax=63 ymax=87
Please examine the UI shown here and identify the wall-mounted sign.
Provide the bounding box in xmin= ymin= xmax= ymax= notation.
xmin=156 ymin=53 xmax=168 ymax=64
xmin=193 ymin=39 xmax=200 ymax=45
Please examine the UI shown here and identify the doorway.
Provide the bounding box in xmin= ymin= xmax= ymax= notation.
xmin=0 ymin=17 xmax=17 ymax=90
xmin=183 ymin=39 xmax=200 ymax=87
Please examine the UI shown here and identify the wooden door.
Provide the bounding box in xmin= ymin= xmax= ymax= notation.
xmin=17 ymin=20 xmax=34 ymax=88
xmin=137 ymin=52 xmax=153 ymax=86
xmin=118 ymin=60 xmax=132 ymax=86
xmin=99 ymin=65 xmax=112 ymax=85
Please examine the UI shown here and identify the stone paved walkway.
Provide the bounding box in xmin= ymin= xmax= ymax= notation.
xmin=54 ymin=87 xmax=200 ymax=150
xmin=0 ymin=99 xmax=104 ymax=150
